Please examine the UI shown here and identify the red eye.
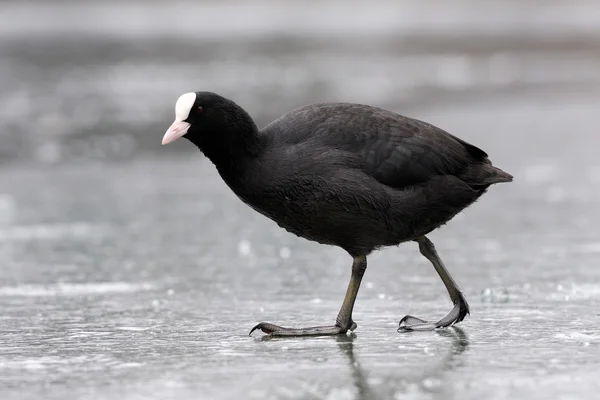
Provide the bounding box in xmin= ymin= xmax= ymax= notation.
xmin=197 ymin=106 xmax=203 ymax=113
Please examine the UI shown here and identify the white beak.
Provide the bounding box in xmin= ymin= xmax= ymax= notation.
xmin=162 ymin=120 xmax=191 ymax=145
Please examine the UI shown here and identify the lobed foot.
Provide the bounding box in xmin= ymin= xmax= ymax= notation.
xmin=398 ymin=293 xmax=470 ymax=332
xmin=250 ymin=321 xmax=357 ymax=337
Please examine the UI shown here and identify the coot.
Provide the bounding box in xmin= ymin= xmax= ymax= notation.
xmin=162 ymin=92 xmax=512 ymax=336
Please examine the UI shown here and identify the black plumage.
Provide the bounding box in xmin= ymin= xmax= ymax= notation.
xmin=163 ymin=92 xmax=512 ymax=336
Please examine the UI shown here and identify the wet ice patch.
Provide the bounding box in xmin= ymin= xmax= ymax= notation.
xmin=65 ymin=330 xmax=114 ymax=339
xmin=0 ymin=222 xmax=108 ymax=241
xmin=548 ymin=283 xmax=600 ymax=301
xmin=0 ymin=282 xmax=154 ymax=297
xmin=567 ymin=284 xmax=600 ymax=299
xmin=115 ymin=326 xmax=153 ymax=332
xmin=0 ymin=355 xmax=143 ymax=371
xmin=555 ymin=332 xmax=600 ymax=344
xmin=481 ymin=287 xmax=510 ymax=303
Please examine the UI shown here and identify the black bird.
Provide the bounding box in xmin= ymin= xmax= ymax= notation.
xmin=162 ymin=92 xmax=513 ymax=336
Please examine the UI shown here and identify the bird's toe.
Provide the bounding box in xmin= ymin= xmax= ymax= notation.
xmin=249 ymin=322 xmax=280 ymax=336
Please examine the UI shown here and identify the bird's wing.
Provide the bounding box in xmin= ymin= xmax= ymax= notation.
xmin=358 ymin=123 xmax=487 ymax=189
xmin=263 ymin=102 xmax=493 ymax=190
xmin=309 ymin=104 xmax=489 ymax=189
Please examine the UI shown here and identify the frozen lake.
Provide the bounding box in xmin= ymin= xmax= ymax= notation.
xmin=1 ymin=1 xmax=600 ymax=399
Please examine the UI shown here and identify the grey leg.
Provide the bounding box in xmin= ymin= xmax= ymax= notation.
xmin=398 ymin=236 xmax=470 ymax=331
xmin=250 ymin=255 xmax=367 ymax=337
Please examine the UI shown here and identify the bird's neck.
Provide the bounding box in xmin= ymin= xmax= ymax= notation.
xmin=187 ymin=116 xmax=264 ymax=183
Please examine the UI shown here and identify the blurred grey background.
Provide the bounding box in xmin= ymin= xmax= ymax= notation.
xmin=1 ymin=0 xmax=599 ymax=164
xmin=1 ymin=1 xmax=600 ymax=400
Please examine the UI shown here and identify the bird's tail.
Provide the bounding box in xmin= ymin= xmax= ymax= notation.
xmin=482 ymin=166 xmax=513 ymax=185
xmin=460 ymin=162 xmax=513 ymax=188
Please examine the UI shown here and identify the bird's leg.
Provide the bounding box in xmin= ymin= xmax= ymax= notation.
xmin=250 ymin=255 xmax=367 ymax=337
xmin=398 ymin=236 xmax=470 ymax=332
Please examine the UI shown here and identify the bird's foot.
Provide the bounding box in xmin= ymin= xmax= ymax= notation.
xmin=249 ymin=321 xmax=357 ymax=337
xmin=397 ymin=293 xmax=470 ymax=332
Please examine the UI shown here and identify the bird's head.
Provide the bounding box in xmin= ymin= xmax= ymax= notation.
xmin=162 ymin=91 xmax=249 ymax=146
